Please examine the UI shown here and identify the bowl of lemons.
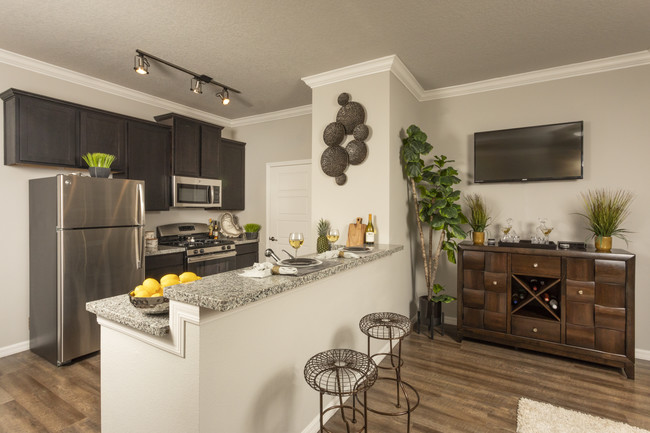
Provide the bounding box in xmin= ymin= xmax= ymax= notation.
xmin=128 ymin=272 xmax=202 ymax=314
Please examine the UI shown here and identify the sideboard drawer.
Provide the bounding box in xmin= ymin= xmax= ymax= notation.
xmin=484 ymin=272 xmax=507 ymax=292
xmin=511 ymin=315 xmax=561 ymax=343
xmin=566 ymin=280 xmax=595 ymax=302
xmin=511 ymin=254 xmax=561 ymax=277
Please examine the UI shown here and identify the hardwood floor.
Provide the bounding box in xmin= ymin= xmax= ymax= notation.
xmin=0 ymin=350 xmax=100 ymax=433
xmin=1 ymin=328 xmax=648 ymax=432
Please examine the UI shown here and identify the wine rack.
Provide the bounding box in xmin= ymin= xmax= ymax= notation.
xmin=457 ymin=242 xmax=636 ymax=379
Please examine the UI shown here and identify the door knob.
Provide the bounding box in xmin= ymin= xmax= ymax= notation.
xmin=269 ymin=236 xmax=277 ymax=241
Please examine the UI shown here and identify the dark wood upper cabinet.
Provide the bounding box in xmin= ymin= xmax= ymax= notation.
xmin=80 ymin=111 xmax=127 ymax=172
xmin=201 ymin=124 xmax=221 ymax=179
xmin=219 ymin=138 xmax=245 ymax=210
xmin=126 ymin=121 xmax=171 ymax=211
xmin=2 ymin=89 xmax=78 ymax=167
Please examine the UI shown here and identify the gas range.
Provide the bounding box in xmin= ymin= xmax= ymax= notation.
xmin=156 ymin=223 xmax=236 ymax=257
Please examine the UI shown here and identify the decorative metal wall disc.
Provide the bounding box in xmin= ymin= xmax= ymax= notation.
xmin=352 ymin=124 xmax=369 ymax=141
xmin=323 ymin=122 xmax=345 ymax=146
xmin=335 ymin=174 xmax=347 ymax=185
xmin=336 ymin=102 xmax=365 ymax=135
xmin=320 ymin=146 xmax=349 ymax=177
xmin=345 ymin=139 xmax=368 ymax=165
xmin=337 ymin=93 xmax=350 ymax=106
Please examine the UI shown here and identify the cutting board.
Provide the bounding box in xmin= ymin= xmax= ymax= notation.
xmin=346 ymin=217 xmax=367 ymax=247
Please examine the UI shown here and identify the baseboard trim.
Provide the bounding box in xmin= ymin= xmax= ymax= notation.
xmin=0 ymin=340 xmax=29 ymax=359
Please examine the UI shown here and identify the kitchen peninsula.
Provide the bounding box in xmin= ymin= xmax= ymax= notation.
xmin=87 ymin=244 xmax=408 ymax=433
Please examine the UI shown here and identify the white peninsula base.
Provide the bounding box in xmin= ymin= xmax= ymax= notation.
xmin=96 ymin=247 xmax=410 ymax=433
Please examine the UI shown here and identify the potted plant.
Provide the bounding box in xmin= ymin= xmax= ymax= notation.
xmin=243 ymin=223 xmax=261 ymax=240
xmin=401 ymin=125 xmax=467 ymax=334
xmin=577 ymin=189 xmax=634 ymax=252
xmin=464 ymin=193 xmax=491 ymax=245
xmin=82 ymin=152 xmax=116 ymax=178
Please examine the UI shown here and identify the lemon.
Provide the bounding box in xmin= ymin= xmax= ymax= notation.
xmin=142 ymin=278 xmax=161 ymax=292
xmin=179 ymin=271 xmax=201 ymax=283
xmin=160 ymin=274 xmax=180 ymax=287
xmin=133 ymin=285 xmax=147 ymax=297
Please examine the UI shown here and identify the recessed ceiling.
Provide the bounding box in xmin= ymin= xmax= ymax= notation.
xmin=1 ymin=0 xmax=649 ymax=120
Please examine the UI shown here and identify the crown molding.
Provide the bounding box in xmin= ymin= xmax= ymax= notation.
xmin=301 ymin=55 xmax=397 ymax=88
xmin=0 ymin=48 xmax=232 ymax=127
xmin=230 ymin=104 xmax=312 ymax=127
xmin=422 ymin=50 xmax=650 ymax=100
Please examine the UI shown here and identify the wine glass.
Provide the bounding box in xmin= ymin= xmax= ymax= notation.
xmin=289 ymin=232 xmax=304 ymax=258
xmin=327 ymin=228 xmax=340 ymax=248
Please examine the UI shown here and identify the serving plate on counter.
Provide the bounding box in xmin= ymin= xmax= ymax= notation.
xmin=277 ymin=258 xmax=323 ymax=267
xmin=342 ymin=246 xmax=373 ymax=253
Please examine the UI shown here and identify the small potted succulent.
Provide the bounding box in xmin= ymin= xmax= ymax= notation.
xmin=82 ymin=152 xmax=116 ymax=178
xmin=243 ymin=223 xmax=261 ymax=240
xmin=464 ymin=193 xmax=491 ymax=245
xmin=577 ymin=189 xmax=634 ymax=252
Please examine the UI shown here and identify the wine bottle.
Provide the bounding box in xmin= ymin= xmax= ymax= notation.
xmin=512 ymin=294 xmax=520 ymax=305
xmin=530 ymin=278 xmax=539 ymax=292
xmin=549 ymin=297 xmax=559 ymax=310
xmin=543 ymin=293 xmax=550 ymax=303
xmin=365 ymin=214 xmax=375 ymax=245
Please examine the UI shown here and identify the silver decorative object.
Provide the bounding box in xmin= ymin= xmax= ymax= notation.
xmin=352 ymin=124 xmax=369 ymax=141
xmin=323 ymin=121 xmax=346 ymax=146
xmin=336 ymin=101 xmax=366 ymax=135
xmin=320 ymin=146 xmax=349 ymax=177
xmin=346 ymin=139 xmax=368 ymax=165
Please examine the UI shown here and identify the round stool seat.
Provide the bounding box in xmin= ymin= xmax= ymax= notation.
xmin=359 ymin=312 xmax=412 ymax=340
xmin=304 ymin=349 xmax=378 ymax=397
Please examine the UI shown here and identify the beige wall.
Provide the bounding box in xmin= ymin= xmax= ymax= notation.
xmin=310 ymin=72 xmax=393 ymax=242
xmin=417 ymin=65 xmax=650 ymax=352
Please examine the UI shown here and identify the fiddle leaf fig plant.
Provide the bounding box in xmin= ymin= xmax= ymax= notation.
xmin=401 ymin=124 xmax=468 ymax=303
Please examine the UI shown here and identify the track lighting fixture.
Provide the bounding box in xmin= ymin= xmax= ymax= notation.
xmin=133 ymin=54 xmax=149 ymax=75
xmin=133 ymin=49 xmax=241 ymax=105
xmin=218 ymin=88 xmax=230 ymax=105
xmin=191 ymin=78 xmax=203 ymax=94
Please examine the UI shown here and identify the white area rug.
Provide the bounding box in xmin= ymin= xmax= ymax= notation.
xmin=517 ymin=398 xmax=650 ymax=433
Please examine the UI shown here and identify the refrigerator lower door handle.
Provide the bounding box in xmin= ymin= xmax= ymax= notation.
xmin=135 ymin=226 xmax=143 ymax=269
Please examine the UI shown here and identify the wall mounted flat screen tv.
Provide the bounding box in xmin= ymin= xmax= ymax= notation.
xmin=474 ymin=121 xmax=583 ymax=183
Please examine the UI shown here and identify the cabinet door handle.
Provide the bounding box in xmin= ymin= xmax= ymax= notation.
xmin=493 ymin=280 xmax=498 ymax=286
xmin=269 ymin=236 xmax=277 ymax=241
xmin=532 ymin=327 xmax=538 ymax=333
xmin=578 ymin=290 xmax=584 ymax=295
xmin=533 ymin=263 xmax=538 ymax=268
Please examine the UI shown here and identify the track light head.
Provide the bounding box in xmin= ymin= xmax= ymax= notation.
xmin=134 ymin=54 xmax=149 ymax=75
xmin=218 ymin=88 xmax=230 ymax=105
xmin=191 ymin=78 xmax=203 ymax=94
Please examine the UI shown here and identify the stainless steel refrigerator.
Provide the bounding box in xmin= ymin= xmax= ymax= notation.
xmin=29 ymin=174 xmax=145 ymax=365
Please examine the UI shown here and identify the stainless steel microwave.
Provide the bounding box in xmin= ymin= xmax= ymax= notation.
xmin=171 ymin=176 xmax=222 ymax=208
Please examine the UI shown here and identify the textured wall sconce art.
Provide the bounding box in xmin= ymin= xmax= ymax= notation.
xmin=320 ymin=93 xmax=369 ymax=185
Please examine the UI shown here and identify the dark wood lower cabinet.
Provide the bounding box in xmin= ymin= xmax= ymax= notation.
xmin=145 ymin=253 xmax=185 ymax=281
xmin=457 ymin=242 xmax=635 ymax=378
xmin=235 ymin=242 xmax=259 ymax=269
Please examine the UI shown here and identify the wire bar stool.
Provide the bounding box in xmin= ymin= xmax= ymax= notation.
xmin=305 ymin=348 xmax=378 ymax=433
xmin=357 ymin=312 xmax=420 ymax=433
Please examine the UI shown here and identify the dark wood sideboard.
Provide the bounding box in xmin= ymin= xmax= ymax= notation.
xmin=457 ymin=242 xmax=635 ymax=378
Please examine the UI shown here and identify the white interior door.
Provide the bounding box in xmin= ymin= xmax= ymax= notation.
xmin=266 ymin=160 xmax=312 ymax=260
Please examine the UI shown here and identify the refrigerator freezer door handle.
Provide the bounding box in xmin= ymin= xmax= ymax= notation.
xmin=136 ymin=183 xmax=145 ymax=225
xmin=136 ymin=226 xmax=144 ymax=269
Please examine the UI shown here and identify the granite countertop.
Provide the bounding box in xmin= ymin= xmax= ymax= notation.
xmin=145 ymin=245 xmax=186 ymax=257
xmin=88 ymin=244 xmax=402 ymax=336
xmin=86 ymin=295 xmax=170 ymax=336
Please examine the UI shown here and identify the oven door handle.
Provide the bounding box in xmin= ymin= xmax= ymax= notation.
xmin=187 ymin=251 xmax=237 ymax=263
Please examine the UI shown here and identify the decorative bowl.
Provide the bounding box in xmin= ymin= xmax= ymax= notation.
xmin=128 ymin=293 xmax=169 ymax=315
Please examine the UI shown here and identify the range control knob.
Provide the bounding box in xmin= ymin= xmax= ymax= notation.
xmin=200 ymin=248 xmax=205 ymax=254
xmin=193 ymin=249 xmax=199 ymax=255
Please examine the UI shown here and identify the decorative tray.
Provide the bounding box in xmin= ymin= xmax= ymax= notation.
xmin=497 ymin=240 xmax=557 ymax=250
